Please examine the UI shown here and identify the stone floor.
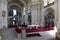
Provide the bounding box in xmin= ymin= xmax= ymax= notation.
xmin=1 ymin=27 xmax=57 ymax=40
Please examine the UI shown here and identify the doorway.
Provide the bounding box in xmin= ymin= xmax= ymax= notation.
xmin=44 ymin=8 xmax=54 ymax=27
xmin=8 ymin=6 xmax=21 ymax=28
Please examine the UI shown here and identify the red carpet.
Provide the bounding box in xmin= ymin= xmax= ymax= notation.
xmin=15 ymin=26 xmax=54 ymax=33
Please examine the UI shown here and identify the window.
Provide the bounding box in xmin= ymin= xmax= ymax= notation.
xmin=13 ymin=18 xmax=16 ymax=20
xmin=44 ymin=0 xmax=47 ymax=6
xmin=48 ymin=0 xmax=54 ymax=4
xmin=43 ymin=0 xmax=54 ymax=6
xmin=13 ymin=9 xmax=17 ymax=16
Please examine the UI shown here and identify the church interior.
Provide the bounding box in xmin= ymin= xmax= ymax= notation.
xmin=0 ymin=0 xmax=60 ymax=40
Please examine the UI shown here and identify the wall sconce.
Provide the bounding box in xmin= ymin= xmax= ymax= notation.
xmin=2 ymin=10 xmax=6 ymax=17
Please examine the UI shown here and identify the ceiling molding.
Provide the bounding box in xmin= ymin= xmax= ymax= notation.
xmin=19 ymin=0 xmax=27 ymax=6
xmin=8 ymin=0 xmax=27 ymax=6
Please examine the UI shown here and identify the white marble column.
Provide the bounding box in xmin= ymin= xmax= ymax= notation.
xmin=31 ymin=5 xmax=41 ymax=25
xmin=40 ymin=0 xmax=44 ymax=27
xmin=55 ymin=0 xmax=60 ymax=30
xmin=1 ymin=0 xmax=8 ymax=28
xmin=31 ymin=0 xmax=44 ymax=27
xmin=31 ymin=0 xmax=41 ymax=25
xmin=24 ymin=5 xmax=29 ymax=25
xmin=54 ymin=0 xmax=57 ymax=27
xmin=40 ymin=8 xmax=44 ymax=27
xmin=0 ymin=0 xmax=3 ymax=29
xmin=24 ymin=12 xmax=29 ymax=25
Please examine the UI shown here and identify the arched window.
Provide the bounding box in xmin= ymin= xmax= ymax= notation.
xmin=13 ymin=9 xmax=17 ymax=16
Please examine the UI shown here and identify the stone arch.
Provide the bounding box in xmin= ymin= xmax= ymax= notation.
xmin=44 ymin=8 xmax=54 ymax=27
xmin=44 ymin=8 xmax=54 ymax=16
xmin=8 ymin=5 xmax=22 ymax=16
xmin=8 ymin=4 xmax=22 ymax=28
xmin=8 ymin=3 xmax=22 ymax=11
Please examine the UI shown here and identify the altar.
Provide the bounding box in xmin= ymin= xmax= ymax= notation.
xmin=15 ymin=25 xmax=54 ymax=38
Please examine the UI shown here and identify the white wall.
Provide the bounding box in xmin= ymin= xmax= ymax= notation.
xmin=0 ymin=0 xmax=8 ymax=29
xmin=55 ymin=0 xmax=60 ymax=30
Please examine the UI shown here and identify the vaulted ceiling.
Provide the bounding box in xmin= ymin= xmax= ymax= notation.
xmin=8 ymin=0 xmax=28 ymax=6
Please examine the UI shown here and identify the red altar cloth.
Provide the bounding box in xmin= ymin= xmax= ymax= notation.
xmin=15 ymin=26 xmax=54 ymax=33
